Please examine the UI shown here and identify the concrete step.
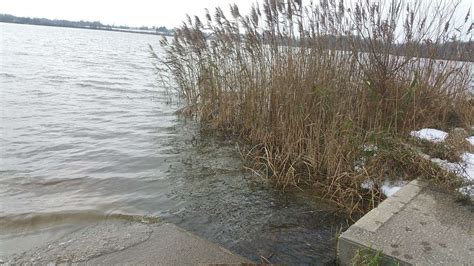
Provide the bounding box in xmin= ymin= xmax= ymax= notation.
xmin=338 ymin=180 xmax=474 ymax=265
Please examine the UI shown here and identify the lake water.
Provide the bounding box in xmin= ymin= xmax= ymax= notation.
xmin=0 ymin=23 xmax=348 ymax=264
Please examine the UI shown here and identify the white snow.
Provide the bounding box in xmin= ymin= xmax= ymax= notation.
xmin=466 ymin=136 xmax=474 ymax=146
xmin=360 ymin=129 xmax=474 ymax=198
xmin=381 ymin=180 xmax=408 ymax=197
xmin=410 ymin=127 xmax=474 ymax=196
xmin=430 ymin=152 xmax=474 ymax=196
xmin=361 ymin=179 xmax=374 ymax=190
xmin=431 ymin=152 xmax=474 ymax=182
xmin=460 ymin=153 xmax=474 ymax=181
xmin=458 ymin=152 xmax=474 ymax=196
xmin=459 ymin=185 xmax=474 ymax=196
xmin=410 ymin=128 xmax=448 ymax=143
xmin=363 ymin=144 xmax=378 ymax=152
xmin=360 ymin=179 xmax=407 ymax=197
xmin=354 ymin=145 xmax=378 ymax=172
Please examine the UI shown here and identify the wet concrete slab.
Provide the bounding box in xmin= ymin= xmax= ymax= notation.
xmin=5 ymin=221 xmax=252 ymax=264
xmin=338 ymin=180 xmax=474 ymax=265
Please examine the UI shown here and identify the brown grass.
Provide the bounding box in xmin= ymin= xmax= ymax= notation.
xmin=151 ymin=0 xmax=473 ymax=215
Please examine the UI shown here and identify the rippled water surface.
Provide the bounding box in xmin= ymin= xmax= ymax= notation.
xmin=0 ymin=23 xmax=348 ymax=264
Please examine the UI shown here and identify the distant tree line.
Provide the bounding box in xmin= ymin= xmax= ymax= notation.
xmin=0 ymin=14 xmax=173 ymax=36
xmin=0 ymin=14 xmax=110 ymax=29
xmin=254 ymin=33 xmax=473 ymax=62
xmin=311 ymin=35 xmax=474 ymax=62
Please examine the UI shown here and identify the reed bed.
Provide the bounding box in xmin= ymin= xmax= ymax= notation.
xmin=152 ymin=0 xmax=473 ymax=214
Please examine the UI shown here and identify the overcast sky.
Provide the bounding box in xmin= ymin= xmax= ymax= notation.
xmin=0 ymin=0 xmax=255 ymax=28
xmin=0 ymin=0 xmax=472 ymax=28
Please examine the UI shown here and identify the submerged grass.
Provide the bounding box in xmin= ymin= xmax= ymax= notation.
xmin=151 ymin=0 xmax=473 ymax=215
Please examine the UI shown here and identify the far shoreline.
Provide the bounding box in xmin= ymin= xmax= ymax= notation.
xmin=0 ymin=21 xmax=173 ymax=37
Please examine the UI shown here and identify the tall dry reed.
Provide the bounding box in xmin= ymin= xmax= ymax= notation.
xmin=152 ymin=0 xmax=473 ymax=214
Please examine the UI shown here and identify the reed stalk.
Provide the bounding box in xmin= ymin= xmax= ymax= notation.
xmin=152 ymin=0 xmax=473 ymax=214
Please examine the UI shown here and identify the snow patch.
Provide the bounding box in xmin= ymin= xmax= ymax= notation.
xmin=431 ymin=152 xmax=473 ymax=182
xmin=410 ymin=127 xmax=474 ymax=196
xmin=466 ymin=136 xmax=474 ymax=146
xmin=363 ymin=128 xmax=474 ymax=198
xmin=361 ymin=180 xmax=374 ymax=190
xmin=460 ymin=153 xmax=474 ymax=181
xmin=354 ymin=145 xmax=378 ymax=172
xmin=410 ymin=128 xmax=448 ymax=143
xmin=459 ymin=185 xmax=474 ymax=196
xmin=363 ymin=144 xmax=378 ymax=152
xmin=430 ymin=152 xmax=474 ymax=196
xmin=381 ymin=180 xmax=408 ymax=197
xmin=360 ymin=179 xmax=407 ymax=197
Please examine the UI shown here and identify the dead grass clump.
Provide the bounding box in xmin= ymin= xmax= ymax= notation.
xmin=446 ymin=128 xmax=472 ymax=153
xmin=152 ymin=0 xmax=473 ymax=214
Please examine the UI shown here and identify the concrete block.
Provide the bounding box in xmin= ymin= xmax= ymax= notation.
xmin=338 ymin=180 xmax=474 ymax=265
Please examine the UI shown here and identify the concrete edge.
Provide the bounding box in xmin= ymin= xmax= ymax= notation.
xmin=338 ymin=179 xmax=427 ymax=265
xmin=338 ymin=235 xmax=410 ymax=266
xmin=163 ymin=223 xmax=252 ymax=262
xmin=350 ymin=179 xmax=427 ymax=233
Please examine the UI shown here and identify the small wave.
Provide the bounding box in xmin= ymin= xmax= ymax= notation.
xmin=14 ymin=51 xmax=30 ymax=56
xmin=43 ymin=74 xmax=75 ymax=80
xmin=0 ymin=211 xmax=161 ymax=233
xmin=42 ymin=75 xmax=75 ymax=84
xmin=15 ymin=177 xmax=87 ymax=187
xmin=75 ymin=82 xmax=139 ymax=94
xmin=80 ymin=79 xmax=131 ymax=87
xmin=31 ymin=143 xmax=76 ymax=153
xmin=0 ymin=73 xmax=17 ymax=79
xmin=126 ymin=63 xmax=151 ymax=71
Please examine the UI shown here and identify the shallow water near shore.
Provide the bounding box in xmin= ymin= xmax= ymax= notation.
xmin=0 ymin=22 xmax=349 ymax=264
